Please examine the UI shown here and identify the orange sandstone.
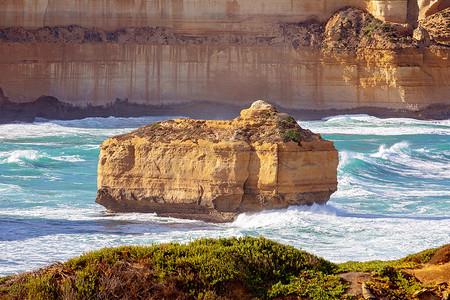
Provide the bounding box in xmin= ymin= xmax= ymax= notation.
xmin=96 ymin=101 xmax=338 ymax=222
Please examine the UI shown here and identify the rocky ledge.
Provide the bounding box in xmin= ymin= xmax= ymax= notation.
xmin=96 ymin=101 xmax=338 ymax=222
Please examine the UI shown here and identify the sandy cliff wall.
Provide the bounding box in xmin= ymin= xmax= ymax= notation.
xmin=0 ymin=0 xmax=417 ymax=32
xmin=419 ymin=0 xmax=450 ymax=18
xmin=0 ymin=3 xmax=449 ymax=121
xmin=0 ymin=43 xmax=447 ymax=112
xmin=0 ymin=43 xmax=450 ymax=113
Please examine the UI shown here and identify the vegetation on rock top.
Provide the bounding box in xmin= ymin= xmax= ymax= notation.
xmin=1 ymin=7 xmax=448 ymax=53
xmin=320 ymin=7 xmax=446 ymax=54
xmin=111 ymin=103 xmax=319 ymax=146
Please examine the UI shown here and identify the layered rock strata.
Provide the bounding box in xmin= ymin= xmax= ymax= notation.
xmin=0 ymin=0 xmax=436 ymax=30
xmin=96 ymin=101 xmax=338 ymax=222
xmin=0 ymin=4 xmax=449 ymax=122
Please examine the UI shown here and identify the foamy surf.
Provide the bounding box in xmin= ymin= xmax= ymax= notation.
xmin=301 ymin=115 xmax=450 ymax=135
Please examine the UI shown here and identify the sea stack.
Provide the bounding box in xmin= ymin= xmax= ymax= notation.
xmin=96 ymin=101 xmax=338 ymax=222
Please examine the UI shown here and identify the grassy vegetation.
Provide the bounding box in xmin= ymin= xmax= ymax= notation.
xmin=337 ymin=259 xmax=417 ymax=273
xmin=277 ymin=117 xmax=302 ymax=143
xmin=365 ymin=266 xmax=425 ymax=299
xmin=1 ymin=237 xmax=346 ymax=299
xmin=337 ymin=246 xmax=439 ymax=273
xmin=335 ymin=245 xmax=444 ymax=300
xmin=0 ymin=237 xmax=444 ymax=300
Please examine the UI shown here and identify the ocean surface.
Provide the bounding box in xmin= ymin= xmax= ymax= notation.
xmin=1 ymin=115 xmax=449 ymax=276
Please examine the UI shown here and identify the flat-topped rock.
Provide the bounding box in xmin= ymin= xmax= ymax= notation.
xmin=96 ymin=101 xmax=338 ymax=222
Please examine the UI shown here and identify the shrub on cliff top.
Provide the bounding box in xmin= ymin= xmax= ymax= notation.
xmin=1 ymin=236 xmax=346 ymax=299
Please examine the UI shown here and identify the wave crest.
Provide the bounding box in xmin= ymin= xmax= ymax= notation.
xmin=0 ymin=150 xmax=85 ymax=165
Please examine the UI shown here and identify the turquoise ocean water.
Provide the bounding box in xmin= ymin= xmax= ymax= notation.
xmin=0 ymin=115 xmax=449 ymax=276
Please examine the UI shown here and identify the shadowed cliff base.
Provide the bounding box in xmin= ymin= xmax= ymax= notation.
xmin=0 ymin=96 xmax=244 ymax=123
xmin=0 ymin=95 xmax=449 ymax=124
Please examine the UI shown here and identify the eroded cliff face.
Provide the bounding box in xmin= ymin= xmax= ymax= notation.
xmin=0 ymin=3 xmax=449 ymax=122
xmin=0 ymin=0 xmax=428 ymax=30
xmin=96 ymin=101 xmax=338 ymax=222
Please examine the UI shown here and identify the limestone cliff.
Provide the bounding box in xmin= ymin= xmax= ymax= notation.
xmin=0 ymin=0 xmax=446 ymax=30
xmin=96 ymin=101 xmax=338 ymax=222
xmin=0 ymin=2 xmax=449 ymax=122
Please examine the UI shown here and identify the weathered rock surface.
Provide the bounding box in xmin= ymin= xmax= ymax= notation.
xmin=420 ymin=7 xmax=450 ymax=45
xmin=413 ymin=26 xmax=432 ymax=45
xmin=0 ymin=4 xmax=449 ymax=122
xmin=0 ymin=0 xmax=437 ymax=31
xmin=96 ymin=101 xmax=338 ymax=222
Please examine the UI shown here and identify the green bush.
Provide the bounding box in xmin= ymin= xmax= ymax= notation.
xmin=3 ymin=237 xmax=343 ymax=299
xmin=2 ymin=239 xmax=445 ymax=299
xmin=268 ymin=271 xmax=347 ymax=299
xmin=366 ymin=265 xmax=424 ymax=299
xmin=282 ymin=129 xmax=301 ymax=143
xmin=74 ymin=266 xmax=99 ymax=299
xmin=7 ymin=273 xmax=58 ymax=300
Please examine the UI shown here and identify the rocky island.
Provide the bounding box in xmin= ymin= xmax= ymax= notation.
xmin=96 ymin=101 xmax=338 ymax=222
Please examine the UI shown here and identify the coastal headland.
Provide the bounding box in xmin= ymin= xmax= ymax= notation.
xmin=0 ymin=0 xmax=449 ymax=122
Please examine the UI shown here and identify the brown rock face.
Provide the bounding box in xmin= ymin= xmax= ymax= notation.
xmin=413 ymin=26 xmax=432 ymax=46
xmin=96 ymin=101 xmax=338 ymax=222
xmin=1 ymin=6 xmax=450 ymax=123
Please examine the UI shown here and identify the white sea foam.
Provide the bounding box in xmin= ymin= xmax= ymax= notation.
xmin=336 ymin=141 xmax=450 ymax=181
xmin=1 ymin=205 xmax=450 ymax=276
xmin=368 ymin=142 xmax=450 ymax=179
xmin=0 ymin=150 xmax=86 ymax=165
xmin=332 ymin=185 xmax=375 ymax=198
xmin=226 ymin=205 xmax=450 ymax=262
xmin=0 ymin=150 xmax=40 ymax=164
xmin=321 ymin=114 xmax=371 ymax=121
xmin=0 ymin=183 xmax=23 ymax=193
xmin=388 ymin=189 xmax=450 ymax=197
xmin=231 ymin=204 xmax=343 ymax=230
xmin=370 ymin=141 xmax=410 ymax=159
xmin=1 ymin=205 xmax=101 ymax=221
xmin=44 ymin=115 xmax=181 ymax=129
xmin=52 ymin=155 xmax=85 ymax=162
xmin=338 ymin=150 xmax=366 ymax=169
xmin=300 ymin=115 xmax=450 ymax=136
xmin=0 ymin=122 xmax=134 ymax=142
xmin=80 ymin=145 xmax=100 ymax=150
xmin=1 ymin=204 xmax=211 ymax=224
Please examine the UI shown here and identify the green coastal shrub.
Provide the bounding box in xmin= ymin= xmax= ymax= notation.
xmin=74 ymin=266 xmax=99 ymax=299
xmin=268 ymin=271 xmax=347 ymax=299
xmin=68 ymin=236 xmax=339 ymax=298
xmin=5 ymin=273 xmax=58 ymax=300
xmin=365 ymin=265 xmax=424 ymax=299
xmin=1 ymin=236 xmax=345 ymax=299
xmin=2 ymin=237 xmax=439 ymax=299
xmin=282 ymin=129 xmax=301 ymax=143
